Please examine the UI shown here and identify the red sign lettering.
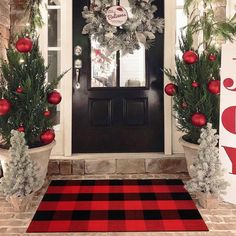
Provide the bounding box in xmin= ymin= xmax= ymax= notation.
xmin=223 ymin=78 xmax=236 ymax=91
xmin=221 ymin=106 xmax=236 ymax=134
xmin=222 ymin=146 xmax=236 ymax=175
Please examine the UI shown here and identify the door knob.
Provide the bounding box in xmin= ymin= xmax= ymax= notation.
xmin=74 ymin=45 xmax=82 ymax=56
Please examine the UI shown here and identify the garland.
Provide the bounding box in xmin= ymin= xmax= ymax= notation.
xmin=82 ymin=0 xmax=164 ymax=55
xmin=25 ymin=0 xmax=43 ymax=32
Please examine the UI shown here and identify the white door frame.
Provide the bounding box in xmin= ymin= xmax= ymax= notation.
xmin=40 ymin=0 xmax=178 ymax=157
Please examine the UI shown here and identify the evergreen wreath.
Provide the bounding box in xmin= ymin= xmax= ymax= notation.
xmin=82 ymin=0 xmax=164 ymax=55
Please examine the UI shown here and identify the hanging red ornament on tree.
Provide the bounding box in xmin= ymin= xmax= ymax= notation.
xmin=15 ymin=37 xmax=33 ymax=53
xmin=0 ymin=98 xmax=11 ymax=116
xmin=191 ymin=112 xmax=207 ymax=127
xmin=16 ymin=86 xmax=23 ymax=93
xmin=207 ymin=79 xmax=220 ymax=95
xmin=47 ymin=90 xmax=62 ymax=105
xmin=40 ymin=129 xmax=55 ymax=144
xmin=191 ymin=81 xmax=200 ymax=88
xmin=208 ymin=54 xmax=217 ymax=62
xmin=164 ymin=83 xmax=178 ymax=96
xmin=182 ymin=50 xmax=198 ymax=64
xmin=43 ymin=110 xmax=51 ymax=117
xmin=17 ymin=125 xmax=25 ymax=132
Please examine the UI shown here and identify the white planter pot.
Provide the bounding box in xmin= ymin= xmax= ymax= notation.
xmin=0 ymin=141 xmax=55 ymax=190
xmin=179 ymin=137 xmax=199 ymax=178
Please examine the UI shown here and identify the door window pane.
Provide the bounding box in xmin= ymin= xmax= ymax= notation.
xmin=176 ymin=0 xmax=185 ymax=6
xmin=120 ymin=45 xmax=146 ymax=87
xmin=176 ymin=9 xmax=187 ymax=46
xmin=90 ymin=0 xmax=146 ymax=88
xmin=48 ymin=9 xmax=61 ymax=47
xmin=48 ymin=51 xmax=60 ymax=83
xmin=91 ymin=40 xmax=117 ymax=87
xmin=48 ymin=0 xmax=60 ymax=5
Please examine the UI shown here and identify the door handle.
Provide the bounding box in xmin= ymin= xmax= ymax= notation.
xmin=74 ymin=59 xmax=82 ymax=89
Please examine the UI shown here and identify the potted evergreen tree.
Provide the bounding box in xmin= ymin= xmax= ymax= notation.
xmin=0 ymin=130 xmax=42 ymax=211
xmin=164 ymin=0 xmax=236 ymax=175
xmin=185 ymin=123 xmax=228 ymax=209
xmin=0 ymin=0 xmax=66 ymax=186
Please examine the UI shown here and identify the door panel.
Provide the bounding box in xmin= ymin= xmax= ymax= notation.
xmin=72 ymin=0 xmax=164 ymax=153
xmin=124 ymin=98 xmax=148 ymax=126
xmin=89 ymin=99 xmax=112 ymax=127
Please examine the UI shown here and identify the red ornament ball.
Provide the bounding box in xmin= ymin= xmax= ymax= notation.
xmin=17 ymin=126 xmax=25 ymax=132
xmin=208 ymin=80 xmax=220 ymax=95
xmin=191 ymin=113 xmax=207 ymax=127
xmin=16 ymin=37 xmax=33 ymax=53
xmin=183 ymin=50 xmax=198 ymax=64
xmin=0 ymin=98 xmax=11 ymax=116
xmin=43 ymin=110 xmax=51 ymax=117
xmin=191 ymin=81 xmax=200 ymax=88
xmin=208 ymin=54 xmax=217 ymax=62
xmin=40 ymin=129 xmax=55 ymax=144
xmin=16 ymin=86 xmax=23 ymax=93
xmin=47 ymin=91 xmax=62 ymax=105
xmin=164 ymin=83 xmax=178 ymax=96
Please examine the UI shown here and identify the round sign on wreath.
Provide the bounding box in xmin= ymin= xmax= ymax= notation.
xmin=106 ymin=6 xmax=128 ymax=27
xmin=82 ymin=0 xmax=164 ymax=55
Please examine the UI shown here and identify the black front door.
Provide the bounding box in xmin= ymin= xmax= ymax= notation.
xmin=72 ymin=0 xmax=164 ymax=153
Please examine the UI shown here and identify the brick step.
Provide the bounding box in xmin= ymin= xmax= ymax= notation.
xmin=48 ymin=155 xmax=187 ymax=176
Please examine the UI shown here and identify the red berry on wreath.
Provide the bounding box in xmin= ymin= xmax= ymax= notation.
xmin=16 ymin=86 xmax=23 ymax=93
xmin=43 ymin=110 xmax=51 ymax=117
xmin=208 ymin=54 xmax=217 ymax=62
xmin=16 ymin=37 xmax=33 ymax=53
xmin=40 ymin=129 xmax=55 ymax=144
xmin=191 ymin=112 xmax=207 ymax=127
xmin=47 ymin=90 xmax=62 ymax=105
xmin=207 ymin=80 xmax=220 ymax=95
xmin=164 ymin=83 xmax=178 ymax=96
xmin=191 ymin=81 xmax=200 ymax=88
xmin=0 ymin=98 xmax=11 ymax=116
xmin=95 ymin=49 xmax=101 ymax=56
xmin=182 ymin=50 xmax=198 ymax=64
xmin=17 ymin=126 xmax=25 ymax=132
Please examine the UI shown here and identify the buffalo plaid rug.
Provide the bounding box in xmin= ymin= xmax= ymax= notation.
xmin=27 ymin=179 xmax=208 ymax=232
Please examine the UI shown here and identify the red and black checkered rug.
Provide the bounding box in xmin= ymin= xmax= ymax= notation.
xmin=27 ymin=179 xmax=208 ymax=232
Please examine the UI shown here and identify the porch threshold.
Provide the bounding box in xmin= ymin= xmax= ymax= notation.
xmin=48 ymin=153 xmax=187 ymax=176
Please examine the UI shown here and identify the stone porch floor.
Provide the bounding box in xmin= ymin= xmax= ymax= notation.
xmin=0 ymin=173 xmax=236 ymax=236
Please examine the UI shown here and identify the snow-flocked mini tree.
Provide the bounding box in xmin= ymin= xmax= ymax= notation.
xmin=185 ymin=123 xmax=228 ymax=195
xmin=0 ymin=130 xmax=42 ymax=197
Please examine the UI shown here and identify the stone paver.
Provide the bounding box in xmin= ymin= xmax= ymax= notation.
xmin=85 ymin=160 xmax=116 ymax=174
xmin=0 ymin=173 xmax=236 ymax=236
xmin=117 ymin=159 xmax=145 ymax=174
